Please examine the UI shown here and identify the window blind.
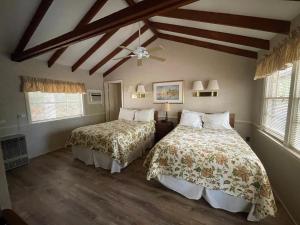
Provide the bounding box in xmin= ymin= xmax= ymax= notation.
xmin=263 ymin=66 xmax=292 ymax=140
xmin=27 ymin=92 xmax=83 ymax=122
xmin=290 ymin=63 xmax=300 ymax=150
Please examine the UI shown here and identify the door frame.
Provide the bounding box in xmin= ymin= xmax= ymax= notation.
xmin=104 ymin=80 xmax=123 ymax=121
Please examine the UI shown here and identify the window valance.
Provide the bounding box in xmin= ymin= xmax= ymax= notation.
xmin=21 ymin=76 xmax=86 ymax=93
xmin=254 ymin=28 xmax=300 ymax=80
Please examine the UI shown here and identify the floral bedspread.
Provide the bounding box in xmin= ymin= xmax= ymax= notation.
xmin=145 ymin=125 xmax=277 ymax=220
xmin=67 ymin=119 xmax=155 ymax=165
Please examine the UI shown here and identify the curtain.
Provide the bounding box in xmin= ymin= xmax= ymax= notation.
xmin=21 ymin=76 xmax=86 ymax=93
xmin=254 ymin=29 xmax=300 ymax=80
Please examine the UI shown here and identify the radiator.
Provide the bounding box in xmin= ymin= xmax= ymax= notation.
xmin=1 ymin=134 xmax=29 ymax=171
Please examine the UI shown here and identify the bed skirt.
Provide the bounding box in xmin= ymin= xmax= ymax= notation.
xmin=72 ymin=134 xmax=155 ymax=173
xmin=157 ymin=175 xmax=258 ymax=221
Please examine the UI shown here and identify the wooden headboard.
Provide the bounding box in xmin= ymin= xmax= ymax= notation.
xmin=177 ymin=111 xmax=235 ymax=128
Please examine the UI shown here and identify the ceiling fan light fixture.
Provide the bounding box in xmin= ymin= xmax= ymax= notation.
xmin=113 ymin=24 xmax=165 ymax=65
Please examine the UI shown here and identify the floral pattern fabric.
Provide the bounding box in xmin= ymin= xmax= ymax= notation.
xmin=145 ymin=125 xmax=277 ymax=220
xmin=67 ymin=119 xmax=155 ymax=166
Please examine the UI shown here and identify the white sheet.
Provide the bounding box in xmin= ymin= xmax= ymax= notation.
xmin=72 ymin=134 xmax=154 ymax=173
xmin=158 ymin=175 xmax=258 ymax=221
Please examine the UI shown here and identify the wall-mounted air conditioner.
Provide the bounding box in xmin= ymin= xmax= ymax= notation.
xmin=87 ymin=89 xmax=103 ymax=104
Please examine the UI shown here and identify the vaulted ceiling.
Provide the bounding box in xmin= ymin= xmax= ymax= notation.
xmin=2 ymin=0 xmax=300 ymax=77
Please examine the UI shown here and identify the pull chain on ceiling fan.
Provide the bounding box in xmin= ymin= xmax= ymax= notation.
xmin=113 ymin=22 xmax=166 ymax=66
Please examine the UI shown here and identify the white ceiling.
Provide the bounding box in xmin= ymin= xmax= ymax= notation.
xmin=1 ymin=0 xmax=300 ymax=75
xmin=181 ymin=0 xmax=300 ymax=20
xmin=158 ymin=30 xmax=261 ymax=52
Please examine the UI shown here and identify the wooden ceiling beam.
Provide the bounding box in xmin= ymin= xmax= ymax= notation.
xmin=160 ymin=9 xmax=290 ymax=34
xmin=72 ymin=30 xmax=117 ymax=72
xmin=103 ymin=36 xmax=157 ymax=77
xmin=89 ymin=25 xmax=148 ymax=75
xmin=158 ymin=32 xmax=257 ymax=59
xmin=151 ymin=22 xmax=269 ymax=50
xmin=11 ymin=0 xmax=196 ymax=62
xmin=72 ymin=0 xmax=161 ymax=73
xmin=124 ymin=0 xmax=159 ymax=35
xmin=13 ymin=0 xmax=54 ymax=53
xmin=47 ymin=0 xmax=108 ymax=67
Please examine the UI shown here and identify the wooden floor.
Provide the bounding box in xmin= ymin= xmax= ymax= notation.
xmin=7 ymin=149 xmax=294 ymax=225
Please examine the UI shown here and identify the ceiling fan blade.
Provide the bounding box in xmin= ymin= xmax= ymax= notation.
xmin=113 ymin=55 xmax=135 ymax=60
xmin=119 ymin=46 xmax=134 ymax=52
xmin=137 ymin=59 xmax=142 ymax=66
xmin=147 ymin=45 xmax=164 ymax=53
xmin=149 ymin=55 xmax=166 ymax=62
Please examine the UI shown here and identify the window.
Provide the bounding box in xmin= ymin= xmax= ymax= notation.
xmin=290 ymin=62 xmax=300 ymax=150
xmin=262 ymin=61 xmax=300 ymax=152
xmin=26 ymin=92 xmax=83 ymax=123
xmin=262 ymin=66 xmax=292 ymax=140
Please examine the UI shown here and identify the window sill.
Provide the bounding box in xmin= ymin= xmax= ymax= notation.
xmin=0 ymin=113 xmax=105 ymax=132
xmin=30 ymin=115 xmax=84 ymax=124
xmin=260 ymin=127 xmax=284 ymax=143
xmin=29 ymin=113 xmax=105 ymax=125
xmin=257 ymin=128 xmax=300 ymax=160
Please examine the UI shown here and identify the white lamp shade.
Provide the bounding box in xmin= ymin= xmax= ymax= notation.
xmin=163 ymin=102 xmax=171 ymax=112
xmin=136 ymin=84 xmax=146 ymax=94
xmin=207 ymin=80 xmax=219 ymax=90
xmin=192 ymin=81 xmax=204 ymax=91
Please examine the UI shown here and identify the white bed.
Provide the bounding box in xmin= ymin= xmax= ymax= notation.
xmin=145 ymin=111 xmax=276 ymax=221
xmin=67 ymin=109 xmax=157 ymax=173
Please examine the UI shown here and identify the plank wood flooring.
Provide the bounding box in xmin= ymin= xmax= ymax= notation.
xmin=6 ymin=149 xmax=294 ymax=225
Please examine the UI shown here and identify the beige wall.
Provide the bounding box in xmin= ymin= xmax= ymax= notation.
xmin=104 ymin=39 xmax=257 ymax=139
xmin=252 ymin=129 xmax=300 ymax=225
xmin=251 ymin=14 xmax=300 ymax=225
xmin=0 ymin=52 xmax=105 ymax=158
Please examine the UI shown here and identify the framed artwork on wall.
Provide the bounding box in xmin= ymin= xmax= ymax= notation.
xmin=153 ymin=80 xmax=184 ymax=104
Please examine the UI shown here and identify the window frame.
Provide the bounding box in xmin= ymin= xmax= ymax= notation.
xmin=261 ymin=61 xmax=300 ymax=154
xmin=261 ymin=97 xmax=291 ymax=141
xmin=261 ymin=67 xmax=293 ymax=141
xmin=25 ymin=92 xmax=85 ymax=124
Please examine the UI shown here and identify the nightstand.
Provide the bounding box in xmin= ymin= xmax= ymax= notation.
xmin=155 ymin=120 xmax=174 ymax=142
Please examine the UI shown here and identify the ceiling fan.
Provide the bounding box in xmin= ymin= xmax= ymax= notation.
xmin=113 ymin=23 xmax=166 ymax=66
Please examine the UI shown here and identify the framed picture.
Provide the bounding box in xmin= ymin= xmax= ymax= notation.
xmin=153 ymin=80 xmax=184 ymax=104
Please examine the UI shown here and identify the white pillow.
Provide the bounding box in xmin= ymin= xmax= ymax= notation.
xmin=134 ymin=109 xmax=154 ymax=122
xmin=118 ymin=108 xmax=136 ymax=121
xmin=202 ymin=112 xmax=231 ymax=129
xmin=179 ymin=110 xmax=203 ymax=128
xmin=182 ymin=109 xmax=203 ymax=117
